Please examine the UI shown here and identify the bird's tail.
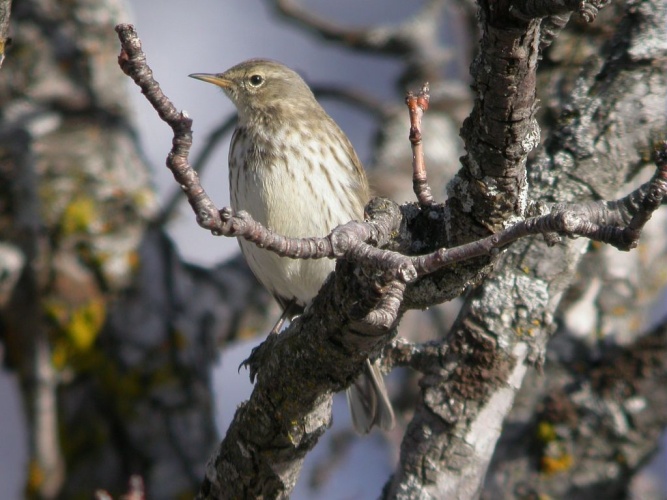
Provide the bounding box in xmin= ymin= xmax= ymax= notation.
xmin=346 ymin=359 xmax=395 ymax=434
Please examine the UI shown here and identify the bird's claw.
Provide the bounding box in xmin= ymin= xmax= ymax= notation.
xmin=237 ymin=332 xmax=278 ymax=382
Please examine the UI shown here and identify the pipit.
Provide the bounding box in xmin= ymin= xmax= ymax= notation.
xmin=191 ymin=59 xmax=394 ymax=433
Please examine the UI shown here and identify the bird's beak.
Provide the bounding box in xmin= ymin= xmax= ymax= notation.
xmin=188 ymin=73 xmax=233 ymax=89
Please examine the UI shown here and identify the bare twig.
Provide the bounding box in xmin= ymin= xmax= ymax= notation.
xmin=539 ymin=13 xmax=572 ymax=51
xmin=157 ymin=113 xmax=237 ymax=226
xmin=115 ymin=24 xmax=222 ymax=234
xmin=622 ymin=143 xmax=667 ymax=245
xmin=406 ymin=83 xmax=434 ymax=207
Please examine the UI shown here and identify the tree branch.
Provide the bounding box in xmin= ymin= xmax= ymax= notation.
xmin=386 ymin=0 xmax=664 ymax=496
xmin=406 ymin=83 xmax=435 ymax=207
xmin=114 ymin=1 xmax=665 ymax=493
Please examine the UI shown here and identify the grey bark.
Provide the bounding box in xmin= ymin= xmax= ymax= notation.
xmin=1 ymin=0 xmax=666 ymax=499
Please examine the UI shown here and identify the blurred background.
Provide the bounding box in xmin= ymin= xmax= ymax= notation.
xmin=1 ymin=0 xmax=665 ymax=498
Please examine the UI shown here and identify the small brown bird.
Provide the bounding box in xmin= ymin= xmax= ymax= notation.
xmin=190 ymin=59 xmax=394 ymax=433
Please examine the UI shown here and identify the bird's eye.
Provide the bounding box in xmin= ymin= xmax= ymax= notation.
xmin=248 ymin=74 xmax=264 ymax=87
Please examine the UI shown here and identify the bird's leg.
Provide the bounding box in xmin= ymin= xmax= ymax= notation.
xmin=269 ymin=299 xmax=301 ymax=335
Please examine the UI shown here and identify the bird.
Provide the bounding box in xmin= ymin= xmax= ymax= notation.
xmin=190 ymin=59 xmax=394 ymax=433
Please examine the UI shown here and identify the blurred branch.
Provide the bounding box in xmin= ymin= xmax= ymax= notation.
xmin=0 ymin=0 xmax=10 ymax=68
xmin=312 ymin=84 xmax=389 ymax=119
xmin=269 ymin=0 xmax=452 ymax=88
xmin=271 ymin=0 xmax=445 ymax=54
xmin=487 ymin=316 xmax=667 ymax=497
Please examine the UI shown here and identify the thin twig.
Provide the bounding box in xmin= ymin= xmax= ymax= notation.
xmin=406 ymin=83 xmax=433 ymax=207
xmin=157 ymin=113 xmax=237 ymax=226
xmin=115 ymin=24 xmax=222 ymax=234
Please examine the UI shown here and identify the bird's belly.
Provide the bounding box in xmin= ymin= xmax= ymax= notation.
xmin=231 ymin=164 xmax=358 ymax=306
xmin=238 ymin=239 xmax=335 ymax=306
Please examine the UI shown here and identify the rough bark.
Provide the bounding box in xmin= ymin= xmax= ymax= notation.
xmin=1 ymin=0 xmax=666 ymax=499
xmin=386 ymin=1 xmax=666 ymax=497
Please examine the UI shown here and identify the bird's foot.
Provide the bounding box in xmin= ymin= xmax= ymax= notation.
xmin=238 ymin=330 xmax=279 ymax=383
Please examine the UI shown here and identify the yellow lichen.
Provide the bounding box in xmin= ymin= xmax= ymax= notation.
xmin=61 ymin=195 xmax=98 ymax=236
xmin=64 ymin=299 xmax=106 ymax=352
xmin=51 ymin=339 xmax=69 ymax=370
xmin=25 ymin=460 xmax=44 ymax=495
xmin=127 ymin=250 xmax=140 ymax=273
xmin=536 ymin=421 xmax=557 ymax=443
xmin=540 ymin=453 xmax=573 ymax=475
xmin=45 ymin=299 xmax=107 ymax=368
xmin=611 ymin=305 xmax=627 ymax=317
xmin=43 ymin=299 xmax=69 ymax=326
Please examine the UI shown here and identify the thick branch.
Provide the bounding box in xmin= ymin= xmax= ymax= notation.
xmin=487 ymin=318 xmax=667 ymax=497
xmin=451 ymin=8 xmax=540 ymax=235
xmin=386 ymin=0 xmax=662 ymax=496
xmin=197 ymin=251 xmax=406 ymax=498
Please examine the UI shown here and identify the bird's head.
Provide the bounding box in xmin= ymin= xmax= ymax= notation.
xmin=190 ymin=59 xmax=318 ymax=124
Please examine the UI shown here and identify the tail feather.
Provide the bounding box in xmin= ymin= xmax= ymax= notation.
xmin=346 ymin=359 xmax=395 ymax=434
